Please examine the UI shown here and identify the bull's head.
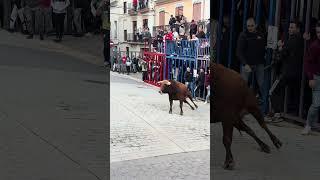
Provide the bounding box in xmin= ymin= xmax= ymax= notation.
xmin=157 ymin=80 xmax=171 ymax=94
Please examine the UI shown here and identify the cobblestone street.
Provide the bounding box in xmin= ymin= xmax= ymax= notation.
xmin=212 ymin=115 xmax=320 ymax=180
xmin=110 ymin=72 xmax=210 ymax=179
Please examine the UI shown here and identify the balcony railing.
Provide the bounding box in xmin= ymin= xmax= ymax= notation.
xmin=127 ymin=33 xmax=145 ymax=44
xmin=127 ymin=1 xmax=150 ymax=15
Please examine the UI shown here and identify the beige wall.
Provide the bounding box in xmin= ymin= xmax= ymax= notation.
xmin=154 ymin=0 xmax=194 ymax=27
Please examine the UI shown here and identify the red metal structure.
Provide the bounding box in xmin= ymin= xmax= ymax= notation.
xmin=143 ymin=51 xmax=166 ymax=87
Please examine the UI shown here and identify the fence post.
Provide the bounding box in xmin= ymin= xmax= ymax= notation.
xmin=228 ymin=0 xmax=236 ymax=68
xmin=299 ymin=0 xmax=312 ymax=118
xmin=216 ymin=0 xmax=224 ymax=64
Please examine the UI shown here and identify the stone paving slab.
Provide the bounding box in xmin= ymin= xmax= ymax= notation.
xmin=111 ymin=150 xmax=210 ymax=180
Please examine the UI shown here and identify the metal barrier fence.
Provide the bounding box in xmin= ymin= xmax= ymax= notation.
xmin=215 ymin=0 xmax=320 ymax=125
xmin=144 ymin=38 xmax=210 ymax=100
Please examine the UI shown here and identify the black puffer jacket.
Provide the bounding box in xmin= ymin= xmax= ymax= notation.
xmin=280 ymin=33 xmax=304 ymax=78
xmin=236 ymin=31 xmax=266 ymax=65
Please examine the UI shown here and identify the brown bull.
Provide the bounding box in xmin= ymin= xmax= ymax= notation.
xmin=158 ymin=80 xmax=198 ymax=115
xmin=211 ymin=63 xmax=282 ymax=170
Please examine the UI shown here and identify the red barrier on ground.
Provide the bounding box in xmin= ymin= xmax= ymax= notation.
xmin=143 ymin=51 xmax=166 ymax=87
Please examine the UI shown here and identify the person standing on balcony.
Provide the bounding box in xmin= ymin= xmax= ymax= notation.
xmin=190 ymin=19 xmax=197 ymax=37
xmin=139 ymin=0 xmax=143 ymax=9
xmin=133 ymin=0 xmax=137 ymax=11
xmin=301 ymin=22 xmax=320 ymax=135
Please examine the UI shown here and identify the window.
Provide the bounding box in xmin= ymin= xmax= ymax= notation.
xmin=124 ymin=30 xmax=127 ymax=41
xmin=114 ymin=21 xmax=118 ymax=38
xmin=175 ymin=6 xmax=183 ymax=17
xmin=133 ymin=21 xmax=137 ymax=41
xmin=124 ymin=2 xmax=127 ymax=14
xmin=159 ymin=11 xmax=165 ymax=26
xmin=193 ymin=3 xmax=201 ymax=22
xmin=143 ymin=19 xmax=148 ymax=29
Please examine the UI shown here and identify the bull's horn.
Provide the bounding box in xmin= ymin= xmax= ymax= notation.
xmin=157 ymin=81 xmax=164 ymax=84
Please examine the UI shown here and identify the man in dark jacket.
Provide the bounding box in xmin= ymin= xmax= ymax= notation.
xmin=189 ymin=19 xmax=197 ymax=37
xmin=269 ymin=21 xmax=304 ymax=115
xmin=301 ymin=22 xmax=320 ymax=135
xmin=184 ymin=67 xmax=193 ymax=97
xmin=236 ymin=17 xmax=266 ymax=99
xmin=195 ymin=68 xmax=205 ymax=98
xmin=169 ymin=15 xmax=176 ymax=31
xmin=196 ymin=27 xmax=206 ymax=39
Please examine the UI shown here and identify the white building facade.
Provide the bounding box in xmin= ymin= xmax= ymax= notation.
xmin=110 ymin=0 xmax=156 ymax=54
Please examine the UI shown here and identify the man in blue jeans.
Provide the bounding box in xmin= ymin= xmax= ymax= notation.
xmin=301 ymin=22 xmax=320 ymax=135
xmin=184 ymin=67 xmax=194 ymax=98
xmin=236 ymin=17 xmax=266 ymax=104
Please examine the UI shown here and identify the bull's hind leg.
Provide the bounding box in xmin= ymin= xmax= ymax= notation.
xmin=179 ymin=100 xmax=184 ymax=115
xmin=234 ymin=119 xmax=271 ymax=153
xmin=188 ymin=94 xmax=198 ymax=109
xmin=184 ymin=100 xmax=195 ymax=110
xmin=248 ymin=106 xmax=282 ymax=149
xmin=169 ymin=99 xmax=173 ymax=114
xmin=222 ymin=121 xmax=235 ymax=170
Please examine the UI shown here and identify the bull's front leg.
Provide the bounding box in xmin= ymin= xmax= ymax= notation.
xmin=179 ymin=100 xmax=183 ymax=115
xmin=169 ymin=99 xmax=173 ymax=114
xmin=222 ymin=121 xmax=235 ymax=170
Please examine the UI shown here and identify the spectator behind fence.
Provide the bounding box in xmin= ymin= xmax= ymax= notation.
xmin=204 ymin=69 xmax=210 ymax=104
xmin=169 ymin=15 xmax=176 ymax=31
xmin=190 ymin=19 xmax=197 ymax=37
xmin=301 ymin=22 xmax=320 ymax=135
xmin=22 ymin=0 xmax=40 ymax=39
xmin=172 ymin=27 xmax=179 ymax=40
xmin=73 ymin=0 xmax=90 ymax=37
xmin=196 ymin=27 xmax=206 ymax=39
xmin=126 ymin=56 xmax=132 ymax=75
xmin=90 ymin=0 xmax=103 ymax=34
xmin=165 ymin=29 xmax=174 ymax=54
xmin=9 ymin=0 xmax=28 ymax=33
xmin=236 ymin=17 xmax=266 ymax=101
xmin=51 ymin=0 xmax=70 ymax=42
xmin=184 ymin=67 xmax=194 ymax=97
xmin=270 ymin=21 xmax=304 ymax=115
xmin=195 ymin=68 xmax=205 ymax=98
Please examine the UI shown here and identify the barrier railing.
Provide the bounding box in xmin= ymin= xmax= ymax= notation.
xmin=144 ymin=38 xmax=210 ymax=100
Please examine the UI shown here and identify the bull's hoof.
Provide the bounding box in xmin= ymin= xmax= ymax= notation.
xmin=223 ymin=160 xmax=235 ymax=170
xmin=195 ymin=105 xmax=198 ymax=109
xmin=191 ymin=107 xmax=195 ymax=110
xmin=259 ymin=142 xmax=271 ymax=153
xmin=169 ymin=110 xmax=172 ymax=114
xmin=180 ymin=112 xmax=183 ymax=116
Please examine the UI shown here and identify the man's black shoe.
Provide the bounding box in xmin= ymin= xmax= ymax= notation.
xmin=8 ymin=29 xmax=14 ymax=33
xmin=40 ymin=35 xmax=44 ymax=40
xmin=27 ymin=35 xmax=33 ymax=39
